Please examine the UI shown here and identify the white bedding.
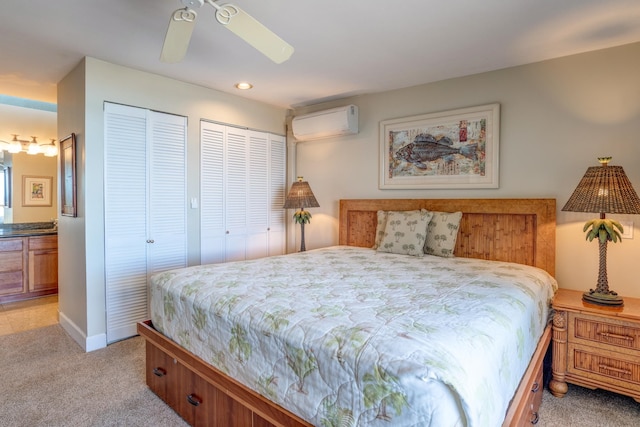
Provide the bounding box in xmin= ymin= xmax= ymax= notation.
xmin=149 ymin=246 xmax=557 ymax=426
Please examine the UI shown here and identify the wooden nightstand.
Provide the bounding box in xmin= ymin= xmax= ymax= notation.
xmin=550 ymin=288 xmax=640 ymax=402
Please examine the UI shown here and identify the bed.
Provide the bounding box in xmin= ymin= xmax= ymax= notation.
xmin=138 ymin=198 xmax=557 ymax=426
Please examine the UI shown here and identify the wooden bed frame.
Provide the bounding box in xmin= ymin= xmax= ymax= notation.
xmin=138 ymin=198 xmax=556 ymax=427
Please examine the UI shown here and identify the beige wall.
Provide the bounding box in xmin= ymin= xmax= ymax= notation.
xmin=58 ymin=57 xmax=288 ymax=350
xmin=291 ymin=42 xmax=640 ymax=299
xmin=0 ymin=104 xmax=57 ymax=223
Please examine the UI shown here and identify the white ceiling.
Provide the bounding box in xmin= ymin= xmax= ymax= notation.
xmin=1 ymin=0 xmax=639 ymax=109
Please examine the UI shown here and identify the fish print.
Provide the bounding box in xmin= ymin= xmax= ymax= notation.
xmin=394 ymin=133 xmax=477 ymax=169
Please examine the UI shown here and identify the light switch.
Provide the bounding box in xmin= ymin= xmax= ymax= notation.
xmin=620 ymin=220 xmax=634 ymax=239
xmin=190 ymin=197 xmax=198 ymax=209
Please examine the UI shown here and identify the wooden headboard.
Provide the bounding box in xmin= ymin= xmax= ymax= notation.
xmin=338 ymin=199 xmax=556 ymax=276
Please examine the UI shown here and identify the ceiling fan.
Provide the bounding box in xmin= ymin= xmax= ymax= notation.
xmin=161 ymin=0 xmax=294 ymax=64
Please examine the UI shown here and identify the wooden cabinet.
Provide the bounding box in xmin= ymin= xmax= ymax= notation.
xmin=28 ymin=235 xmax=58 ymax=292
xmin=0 ymin=235 xmax=57 ymax=303
xmin=550 ymin=288 xmax=640 ymax=402
xmin=0 ymin=238 xmax=26 ymax=298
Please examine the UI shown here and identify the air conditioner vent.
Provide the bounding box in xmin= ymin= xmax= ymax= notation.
xmin=292 ymin=105 xmax=358 ymax=141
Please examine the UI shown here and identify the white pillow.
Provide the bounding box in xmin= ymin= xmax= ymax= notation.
xmin=424 ymin=211 xmax=463 ymax=257
xmin=377 ymin=210 xmax=433 ymax=257
xmin=372 ymin=210 xmax=388 ymax=249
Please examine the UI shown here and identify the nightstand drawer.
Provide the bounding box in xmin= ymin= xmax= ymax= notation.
xmin=568 ymin=343 xmax=640 ymax=392
xmin=569 ymin=312 xmax=640 ymax=353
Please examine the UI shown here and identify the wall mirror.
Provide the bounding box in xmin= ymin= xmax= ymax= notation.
xmin=2 ymin=166 xmax=11 ymax=208
xmin=60 ymin=133 xmax=76 ymax=217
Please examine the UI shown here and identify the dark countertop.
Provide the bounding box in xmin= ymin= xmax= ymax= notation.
xmin=0 ymin=222 xmax=58 ymax=238
xmin=0 ymin=229 xmax=57 ymax=237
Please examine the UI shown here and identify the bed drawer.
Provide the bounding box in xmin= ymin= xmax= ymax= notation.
xmin=138 ymin=321 xmax=310 ymax=427
xmin=145 ymin=341 xmax=179 ymax=408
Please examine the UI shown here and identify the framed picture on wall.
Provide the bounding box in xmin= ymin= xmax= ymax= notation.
xmin=60 ymin=133 xmax=77 ymax=217
xmin=379 ymin=103 xmax=500 ymax=189
xmin=22 ymin=175 xmax=53 ymax=207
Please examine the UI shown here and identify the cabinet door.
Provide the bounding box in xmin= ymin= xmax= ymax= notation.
xmin=28 ymin=235 xmax=58 ymax=292
xmin=0 ymin=238 xmax=25 ymax=296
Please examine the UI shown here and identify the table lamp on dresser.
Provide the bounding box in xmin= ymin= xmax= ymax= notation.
xmin=562 ymin=157 xmax=640 ymax=306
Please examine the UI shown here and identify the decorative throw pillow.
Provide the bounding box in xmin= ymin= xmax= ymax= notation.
xmin=424 ymin=211 xmax=463 ymax=257
xmin=377 ymin=210 xmax=433 ymax=257
xmin=372 ymin=210 xmax=388 ymax=249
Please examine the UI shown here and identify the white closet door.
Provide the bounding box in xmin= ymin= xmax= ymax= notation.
xmin=104 ymin=103 xmax=187 ymax=343
xmin=268 ymin=134 xmax=286 ymax=256
xmin=147 ymin=111 xmax=187 ymax=274
xmin=200 ymin=122 xmax=226 ymax=264
xmin=224 ymin=127 xmax=249 ymax=262
xmin=246 ymin=130 xmax=269 ymax=260
xmin=200 ymin=121 xmax=285 ymax=264
xmin=104 ymin=103 xmax=148 ymax=343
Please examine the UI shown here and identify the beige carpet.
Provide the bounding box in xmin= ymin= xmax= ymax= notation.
xmin=1 ymin=325 xmax=638 ymax=426
xmin=0 ymin=324 xmax=187 ymax=426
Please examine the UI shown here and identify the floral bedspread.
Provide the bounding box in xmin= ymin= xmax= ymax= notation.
xmin=149 ymin=246 xmax=557 ymax=426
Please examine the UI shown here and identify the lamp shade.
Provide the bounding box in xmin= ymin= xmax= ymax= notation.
xmin=283 ymin=177 xmax=319 ymax=209
xmin=562 ymin=158 xmax=640 ymax=215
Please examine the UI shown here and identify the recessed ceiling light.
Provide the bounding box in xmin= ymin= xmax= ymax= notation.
xmin=235 ymin=82 xmax=253 ymax=90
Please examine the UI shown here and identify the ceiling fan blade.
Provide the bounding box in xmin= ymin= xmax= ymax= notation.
xmin=215 ymin=5 xmax=294 ymax=64
xmin=160 ymin=8 xmax=198 ymax=63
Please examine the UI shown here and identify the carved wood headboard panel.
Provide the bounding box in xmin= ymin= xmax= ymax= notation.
xmin=338 ymin=199 xmax=556 ymax=276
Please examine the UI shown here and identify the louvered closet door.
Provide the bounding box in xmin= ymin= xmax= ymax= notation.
xmin=200 ymin=122 xmax=226 ymax=264
xmin=200 ymin=121 xmax=286 ymax=264
xmin=246 ymin=130 xmax=269 ymax=260
xmin=268 ymin=134 xmax=286 ymax=256
xmin=104 ymin=103 xmax=187 ymax=343
xmin=105 ymin=103 xmax=148 ymax=343
xmin=223 ymin=126 xmax=249 ymax=262
xmin=147 ymin=111 xmax=187 ymax=275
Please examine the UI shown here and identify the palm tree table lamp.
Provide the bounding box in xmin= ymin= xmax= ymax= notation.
xmin=283 ymin=177 xmax=320 ymax=252
xmin=562 ymin=157 xmax=640 ymax=306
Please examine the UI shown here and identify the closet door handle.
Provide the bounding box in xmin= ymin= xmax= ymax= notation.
xmin=146 ymin=239 xmax=155 ymax=243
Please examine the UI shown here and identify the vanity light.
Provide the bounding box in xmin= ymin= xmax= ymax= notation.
xmin=1 ymin=135 xmax=57 ymax=156
xmin=27 ymin=137 xmax=40 ymax=155
xmin=235 ymin=82 xmax=253 ymax=90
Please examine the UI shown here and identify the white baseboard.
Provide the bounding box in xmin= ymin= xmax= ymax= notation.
xmin=58 ymin=311 xmax=107 ymax=352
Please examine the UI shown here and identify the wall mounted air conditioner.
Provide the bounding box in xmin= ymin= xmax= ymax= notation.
xmin=291 ymin=104 xmax=358 ymax=141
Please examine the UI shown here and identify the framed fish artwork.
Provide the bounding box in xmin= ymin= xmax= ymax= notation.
xmin=379 ymin=103 xmax=500 ymax=189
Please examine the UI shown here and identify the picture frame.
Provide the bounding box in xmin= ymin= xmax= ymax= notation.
xmin=60 ymin=133 xmax=77 ymax=217
xmin=22 ymin=175 xmax=53 ymax=207
xmin=379 ymin=103 xmax=500 ymax=189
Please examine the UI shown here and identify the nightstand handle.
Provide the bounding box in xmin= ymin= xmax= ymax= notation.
xmin=597 ymin=331 xmax=634 ymax=342
xmin=599 ymin=364 xmax=632 ymax=376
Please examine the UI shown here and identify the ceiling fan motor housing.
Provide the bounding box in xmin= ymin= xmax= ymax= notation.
xmin=181 ymin=0 xmax=204 ymax=8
